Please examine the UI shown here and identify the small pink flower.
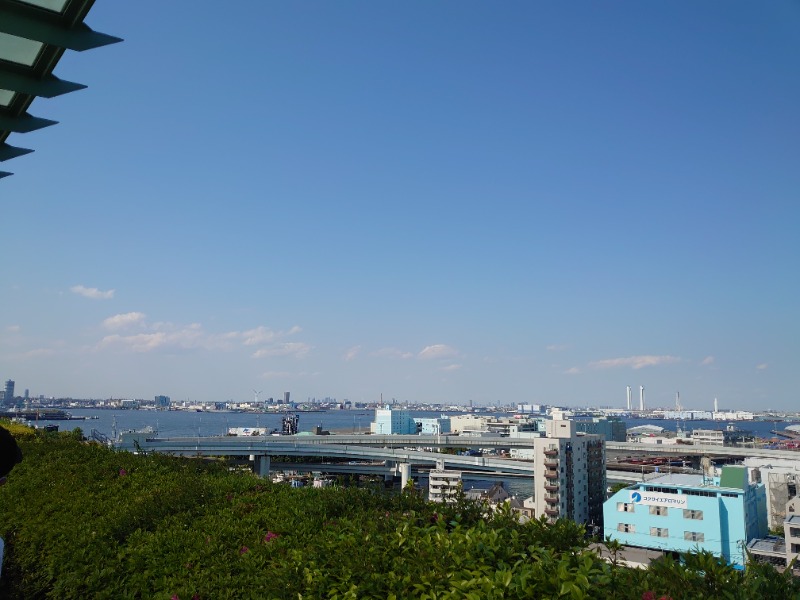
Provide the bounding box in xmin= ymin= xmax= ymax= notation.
xmin=170 ymin=595 xmax=180 ymax=600
xmin=239 ymin=545 xmax=249 ymax=555
xmin=642 ymin=593 xmax=655 ymax=600
xmin=119 ymin=468 xmax=127 ymax=477
xmin=192 ymin=595 xmax=201 ymax=600
xmin=263 ymin=531 xmax=279 ymax=543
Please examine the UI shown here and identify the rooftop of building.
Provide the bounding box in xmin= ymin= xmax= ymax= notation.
xmin=747 ymin=536 xmax=786 ymax=556
xmin=642 ymin=468 xmax=752 ymax=492
xmin=786 ymin=515 xmax=800 ymax=525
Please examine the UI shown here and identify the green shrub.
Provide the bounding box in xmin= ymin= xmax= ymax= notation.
xmin=0 ymin=434 xmax=797 ymax=599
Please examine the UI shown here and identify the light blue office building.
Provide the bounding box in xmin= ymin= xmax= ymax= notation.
xmin=371 ymin=408 xmax=418 ymax=434
xmin=603 ymin=466 xmax=767 ymax=566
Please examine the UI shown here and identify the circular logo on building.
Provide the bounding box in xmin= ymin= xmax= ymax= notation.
xmin=631 ymin=492 xmax=642 ymax=502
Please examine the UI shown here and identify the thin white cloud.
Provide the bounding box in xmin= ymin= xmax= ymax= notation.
xmin=103 ymin=312 xmax=146 ymax=330
xmin=564 ymin=366 xmax=581 ymax=375
xmin=71 ymin=285 xmax=114 ymax=300
xmin=700 ymin=356 xmax=715 ymax=366
xmin=547 ymin=344 xmax=570 ymax=352
xmin=756 ymin=363 xmax=768 ymax=370
xmin=440 ymin=363 xmax=462 ymax=372
xmin=589 ymin=355 xmax=680 ymax=370
xmin=242 ymin=326 xmax=277 ymax=346
xmin=372 ymin=347 xmax=414 ymax=359
xmin=252 ymin=342 xmax=312 ymax=359
xmin=343 ymin=345 xmax=361 ymax=361
xmin=418 ymin=344 xmax=459 ymax=360
xmin=94 ymin=317 xmax=309 ymax=357
xmin=6 ymin=325 xmax=21 ymax=333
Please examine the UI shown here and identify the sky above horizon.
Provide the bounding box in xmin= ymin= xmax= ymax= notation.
xmin=2 ymin=1 xmax=798 ymax=410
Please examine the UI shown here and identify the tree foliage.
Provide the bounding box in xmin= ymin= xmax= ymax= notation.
xmin=0 ymin=431 xmax=797 ymax=599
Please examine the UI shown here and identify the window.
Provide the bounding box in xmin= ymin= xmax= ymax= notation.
xmin=649 ymin=506 xmax=668 ymax=516
xmin=650 ymin=527 xmax=669 ymax=538
xmin=683 ymin=509 xmax=704 ymax=520
xmin=617 ymin=523 xmax=635 ymax=533
xmin=789 ymin=527 xmax=800 ymax=538
xmin=617 ymin=502 xmax=635 ymax=513
xmin=684 ymin=531 xmax=704 ymax=542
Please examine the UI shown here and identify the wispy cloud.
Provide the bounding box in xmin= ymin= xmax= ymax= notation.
xmin=440 ymin=363 xmax=462 ymax=372
xmin=99 ymin=323 xmax=209 ymax=352
xmin=372 ymin=347 xmax=414 ymax=359
xmin=103 ymin=312 xmax=146 ymax=330
xmin=6 ymin=325 xmax=21 ymax=333
xmin=252 ymin=342 xmax=312 ymax=359
xmin=589 ymin=355 xmax=680 ymax=370
xmin=418 ymin=344 xmax=458 ymax=360
xmin=756 ymin=363 xmax=768 ymax=370
xmin=700 ymin=356 xmax=715 ymax=366
xmin=547 ymin=344 xmax=570 ymax=352
xmin=71 ymin=285 xmax=114 ymax=300
xmin=343 ymin=345 xmax=361 ymax=361
xmin=564 ymin=366 xmax=580 ymax=375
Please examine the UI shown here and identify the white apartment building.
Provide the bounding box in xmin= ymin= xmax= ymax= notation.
xmin=428 ymin=469 xmax=462 ymax=503
xmin=533 ymin=419 xmax=605 ymax=527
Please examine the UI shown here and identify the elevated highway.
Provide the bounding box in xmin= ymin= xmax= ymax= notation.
xmin=117 ymin=432 xmax=539 ymax=475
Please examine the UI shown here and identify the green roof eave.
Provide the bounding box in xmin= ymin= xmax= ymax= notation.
xmin=0 ymin=142 xmax=33 ymax=161
xmin=0 ymin=11 xmax=121 ymax=52
xmin=0 ymin=111 xmax=57 ymax=132
xmin=0 ymin=68 xmax=86 ymax=97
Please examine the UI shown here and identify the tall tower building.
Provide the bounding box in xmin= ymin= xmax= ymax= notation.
xmin=4 ymin=380 xmax=14 ymax=406
xmin=626 ymin=386 xmax=632 ymax=411
xmin=639 ymin=386 xmax=645 ymax=411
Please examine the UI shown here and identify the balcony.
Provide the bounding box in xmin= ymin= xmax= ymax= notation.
xmin=544 ymin=483 xmax=558 ymax=492
xmin=544 ymin=496 xmax=559 ymax=505
xmin=544 ymin=470 xmax=558 ymax=479
xmin=544 ymin=508 xmax=559 ymax=517
xmin=543 ymin=449 xmax=558 ymax=457
xmin=543 ymin=459 xmax=558 ymax=469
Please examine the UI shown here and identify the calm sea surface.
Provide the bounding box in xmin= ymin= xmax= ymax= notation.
xmin=45 ymin=409 xmax=800 ymax=440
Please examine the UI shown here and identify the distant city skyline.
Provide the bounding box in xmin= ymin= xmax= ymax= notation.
xmin=2 ymin=2 xmax=798 ymax=410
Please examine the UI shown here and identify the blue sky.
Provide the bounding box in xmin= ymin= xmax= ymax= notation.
xmin=2 ymin=1 xmax=798 ymax=409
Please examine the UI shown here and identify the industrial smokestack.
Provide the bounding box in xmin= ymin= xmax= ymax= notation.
xmin=639 ymin=386 xmax=645 ymax=411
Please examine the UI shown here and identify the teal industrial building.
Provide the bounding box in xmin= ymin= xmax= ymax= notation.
xmin=603 ymin=466 xmax=768 ymax=567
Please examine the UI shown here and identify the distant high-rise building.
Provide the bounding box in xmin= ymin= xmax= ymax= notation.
xmin=639 ymin=386 xmax=645 ymax=411
xmin=24 ymin=389 xmax=29 ymax=399
xmin=284 ymin=391 xmax=290 ymax=404
xmin=154 ymin=395 xmax=171 ymax=408
xmin=4 ymin=380 xmax=14 ymax=406
xmin=626 ymin=386 xmax=632 ymax=411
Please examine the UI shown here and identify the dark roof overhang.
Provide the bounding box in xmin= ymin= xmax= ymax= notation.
xmin=0 ymin=0 xmax=120 ymax=178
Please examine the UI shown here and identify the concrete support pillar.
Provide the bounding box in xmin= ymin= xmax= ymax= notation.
xmin=398 ymin=462 xmax=411 ymax=489
xmin=254 ymin=455 xmax=270 ymax=478
xmin=385 ymin=460 xmax=395 ymax=482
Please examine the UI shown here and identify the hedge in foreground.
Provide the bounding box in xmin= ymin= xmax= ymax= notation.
xmin=0 ymin=430 xmax=798 ymax=599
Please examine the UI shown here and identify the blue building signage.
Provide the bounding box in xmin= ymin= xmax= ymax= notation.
xmin=630 ymin=490 xmax=687 ymax=508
